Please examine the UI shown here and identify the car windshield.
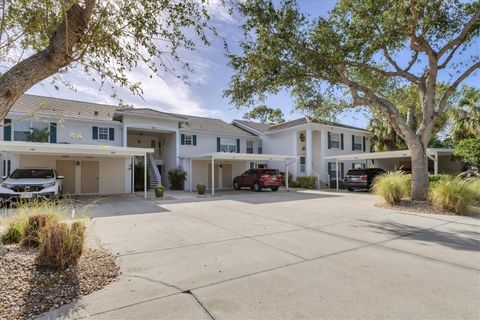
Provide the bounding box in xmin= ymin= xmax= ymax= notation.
xmin=347 ymin=170 xmax=369 ymax=175
xmin=10 ymin=169 xmax=55 ymax=179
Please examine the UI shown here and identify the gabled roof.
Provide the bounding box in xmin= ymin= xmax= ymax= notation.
xmin=10 ymin=94 xmax=117 ymax=121
xmin=180 ymin=115 xmax=254 ymax=136
xmin=232 ymin=120 xmax=271 ymax=134
xmin=234 ymin=117 xmax=368 ymax=134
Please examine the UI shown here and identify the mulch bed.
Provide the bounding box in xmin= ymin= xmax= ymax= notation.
xmin=377 ymin=200 xmax=480 ymax=216
xmin=0 ymin=246 xmax=120 ymax=320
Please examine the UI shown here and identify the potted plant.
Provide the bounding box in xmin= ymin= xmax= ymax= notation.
xmin=196 ymin=183 xmax=206 ymax=195
xmin=155 ymin=184 xmax=165 ymax=198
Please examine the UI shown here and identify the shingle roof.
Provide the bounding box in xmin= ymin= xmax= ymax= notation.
xmin=10 ymin=94 xmax=117 ymax=121
xmin=232 ymin=120 xmax=271 ymax=134
xmin=180 ymin=115 xmax=254 ymax=136
xmin=235 ymin=117 xmax=368 ymax=133
xmin=114 ymin=107 xmax=187 ymax=121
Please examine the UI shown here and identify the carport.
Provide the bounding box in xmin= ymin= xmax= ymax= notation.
xmin=184 ymin=153 xmax=297 ymax=195
xmin=0 ymin=141 xmax=153 ymax=198
xmin=325 ymin=148 xmax=457 ymax=191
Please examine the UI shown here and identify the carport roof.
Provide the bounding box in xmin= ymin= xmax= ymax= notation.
xmin=0 ymin=141 xmax=153 ymax=157
xmin=324 ymin=148 xmax=454 ymax=161
xmin=183 ymin=152 xmax=297 ymax=162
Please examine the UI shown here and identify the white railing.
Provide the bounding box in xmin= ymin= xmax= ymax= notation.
xmin=311 ymin=169 xmax=321 ymax=189
xmin=147 ymin=153 xmax=162 ymax=186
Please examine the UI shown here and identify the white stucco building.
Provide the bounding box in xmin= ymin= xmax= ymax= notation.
xmin=0 ymin=94 xmax=462 ymax=196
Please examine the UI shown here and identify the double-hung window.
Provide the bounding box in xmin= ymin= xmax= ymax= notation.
xmin=184 ymin=134 xmax=193 ymax=145
xmin=98 ymin=127 xmax=109 ymax=140
xmin=14 ymin=121 xmax=49 ymax=142
xmin=353 ymin=135 xmax=363 ymax=151
xmin=246 ymin=140 xmax=254 ymax=154
xmin=330 ymin=133 xmax=340 ymax=149
xmin=258 ymin=139 xmax=263 ymax=154
xmin=220 ymin=138 xmax=237 ymax=153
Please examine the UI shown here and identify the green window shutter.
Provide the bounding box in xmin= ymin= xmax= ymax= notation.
xmin=193 ymin=135 xmax=197 ymax=146
xmin=327 ymin=132 xmax=331 ymax=149
xmin=217 ymin=137 xmax=220 ymax=152
xmin=352 ymin=135 xmax=355 ymax=150
xmin=3 ymin=119 xmax=11 ymax=141
xmin=340 ymin=133 xmax=344 ymax=150
xmin=327 ymin=162 xmax=332 ymax=177
xmin=236 ymin=139 xmax=240 ymax=153
xmin=363 ymin=136 xmax=366 ymax=152
xmin=92 ymin=126 xmax=98 ymax=140
xmin=180 ymin=134 xmax=185 ymax=145
xmin=341 ymin=163 xmax=344 ymax=178
xmin=109 ymin=128 xmax=115 ymax=141
xmin=49 ymin=123 xmax=57 ymax=143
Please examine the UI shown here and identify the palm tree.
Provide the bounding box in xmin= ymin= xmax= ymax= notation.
xmin=449 ymin=87 xmax=480 ymax=142
xmin=368 ymin=112 xmax=406 ymax=152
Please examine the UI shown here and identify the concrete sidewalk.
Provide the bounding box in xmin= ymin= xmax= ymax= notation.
xmin=39 ymin=190 xmax=480 ymax=319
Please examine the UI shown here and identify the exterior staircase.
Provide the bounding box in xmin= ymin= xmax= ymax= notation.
xmin=146 ymin=153 xmax=161 ymax=189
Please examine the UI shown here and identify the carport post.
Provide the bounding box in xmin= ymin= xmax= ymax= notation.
xmin=285 ymin=159 xmax=289 ymax=192
xmin=211 ymin=157 xmax=215 ymax=196
xmin=131 ymin=157 xmax=134 ymax=194
xmin=434 ymin=152 xmax=438 ymax=175
xmin=189 ymin=158 xmax=193 ymax=192
xmin=144 ymin=153 xmax=147 ymax=199
xmin=335 ymin=159 xmax=339 ymax=191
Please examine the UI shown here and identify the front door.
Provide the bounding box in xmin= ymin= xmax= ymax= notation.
xmin=81 ymin=161 xmax=99 ymax=194
xmin=56 ymin=160 xmax=76 ymax=194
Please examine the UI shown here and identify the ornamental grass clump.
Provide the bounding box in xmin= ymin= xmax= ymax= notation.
xmin=372 ymin=171 xmax=411 ymax=205
xmin=1 ymin=216 xmax=27 ymax=244
xmin=22 ymin=213 xmax=61 ymax=247
xmin=37 ymin=220 xmax=86 ymax=270
xmin=429 ymin=177 xmax=476 ymax=214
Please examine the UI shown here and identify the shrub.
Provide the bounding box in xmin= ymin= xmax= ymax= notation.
xmin=154 ymin=185 xmax=165 ymax=197
xmin=297 ymin=176 xmax=317 ymax=189
xmin=37 ymin=220 xmax=86 ymax=270
xmin=288 ymin=180 xmax=299 ymax=188
xmin=429 ymin=177 xmax=476 ymax=214
xmin=134 ymin=162 xmax=150 ymax=191
xmin=22 ymin=214 xmax=61 ymax=247
xmin=168 ymin=167 xmax=187 ymax=190
xmin=1 ymin=216 xmax=27 ymax=244
xmin=467 ymin=178 xmax=480 ymax=202
xmin=453 ymin=138 xmax=480 ymax=169
xmin=196 ymin=184 xmax=206 ymax=195
xmin=372 ymin=171 xmax=411 ymax=205
xmin=428 ymin=174 xmax=452 ymax=184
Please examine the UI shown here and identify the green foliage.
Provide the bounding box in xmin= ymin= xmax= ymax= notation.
xmin=429 ymin=178 xmax=477 ymax=214
xmin=2 ymin=0 xmax=217 ymax=99
xmin=296 ymin=176 xmax=317 ymax=189
xmin=467 ymin=178 xmax=480 ymax=202
xmin=288 ymin=180 xmax=299 ymax=188
xmin=453 ymin=138 xmax=480 ymax=168
xmin=448 ymin=87 xmax=480 ymax=143
xmin=243 ymin=105 xmax=285 ymax=124
xmin=372 ymin=172 xmax=411 ymax=205
xmin=1 ymin=216 xmax=27 ymax=244
xmin=37 ymin=220 xmax=86 ymax=270
xmin=196 ymin=184 xmax=206 ymax=195
xmin=134 ymin=162 xmax=150 ymax=191
xmin=168 ymin=167 xmax=187 ymax=190
xmin=27 ymin=127 xmax=50 ymax=143
xmin=154 ymin=185 xmax=165 ymax=198
xmin=428 ymin=174 xmax=452 ymax=184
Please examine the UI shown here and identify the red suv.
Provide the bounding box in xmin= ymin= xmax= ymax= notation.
xmin=233 ymin=169 xmax=283 ymax=192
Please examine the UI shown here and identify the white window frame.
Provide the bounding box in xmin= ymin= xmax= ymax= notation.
xmin=246 ymin=140 xmax=254 ymax=154
xmin=184 ymin=134 xmax=193 ymax=146
xmin=330 ymin=133 xmax=340 ymax=149
xmin=220 ymin=138 xmax=237 ymax=153
xmin=353 ymin=135 xmax=363 ymax=151
xmin=258 ymin=139 xmax=263 ymax=154
xmin=98 ymin=127 xmax=109 ymax=141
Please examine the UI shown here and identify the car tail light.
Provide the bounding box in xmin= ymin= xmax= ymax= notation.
xmin=361 ymin=175 xmax=368 ymax=180
xmin=345 ymin=175 xmax=351 ymax=180
xmin=260 ymin=174 xmax=270 ymax=179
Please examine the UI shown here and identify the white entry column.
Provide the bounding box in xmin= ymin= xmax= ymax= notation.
xmin=306 ymin=127 xmax=313 ymax=176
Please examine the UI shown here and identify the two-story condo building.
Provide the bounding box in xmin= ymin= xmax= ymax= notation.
xmin=0 ymin=94 xmax=460 ymax=196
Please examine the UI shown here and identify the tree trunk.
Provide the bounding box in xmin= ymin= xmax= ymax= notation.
xmin=0 ymin=1 xmax=95 ymax=121
xmin=409 ymin=143 xmax=429 ymax=200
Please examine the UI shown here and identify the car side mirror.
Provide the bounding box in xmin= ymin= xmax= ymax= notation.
xmin=57 ymin=176 xmax=64 ymax=179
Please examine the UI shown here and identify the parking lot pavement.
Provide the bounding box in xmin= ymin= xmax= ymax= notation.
xmin=39 ymin=190 xmax=480 ymax=320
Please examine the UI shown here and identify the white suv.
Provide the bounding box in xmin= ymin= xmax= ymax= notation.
xmin=0 ymin=168 xmax=63 ymax=203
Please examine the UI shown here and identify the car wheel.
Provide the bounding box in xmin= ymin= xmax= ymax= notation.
xmin=233 ymin=181 xmax=240 ymax=190
xmin=347 ymin=188 xmax=354 ymax=192
xmin=271 ymin=187 xmax=279 ymax=191
xmin=253 ymin=182 xmax=262 ymax=192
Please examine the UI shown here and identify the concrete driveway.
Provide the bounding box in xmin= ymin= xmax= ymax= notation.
xmin=42 ymin=190 xmax=480 ymax=319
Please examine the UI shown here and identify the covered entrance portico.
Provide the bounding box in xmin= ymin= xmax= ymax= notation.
xmin=0 ymin=141 xmax=153 ymax=198
xmin=183 ymin=153 xmax=297 ymax=195
xmin=325 ymin=148 xmax=461 ymax=190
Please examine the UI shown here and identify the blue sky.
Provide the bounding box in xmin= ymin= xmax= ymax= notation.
xmin=27 ymin=0 xmax=478 ymax=128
